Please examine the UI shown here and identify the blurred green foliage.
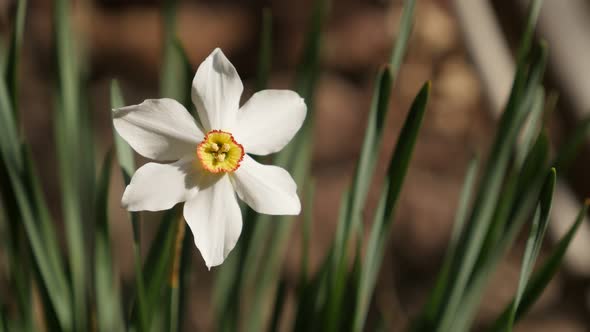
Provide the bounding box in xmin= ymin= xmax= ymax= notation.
xmin=0 ymin=0 xmax=588 ymax=331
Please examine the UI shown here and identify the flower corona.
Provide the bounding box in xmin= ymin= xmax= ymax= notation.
xmin=197 ymin=130 xmax=244 ymax=173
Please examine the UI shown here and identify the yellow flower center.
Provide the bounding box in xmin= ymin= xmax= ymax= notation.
xmin=197 ymin=130 xmax=244 ymax=173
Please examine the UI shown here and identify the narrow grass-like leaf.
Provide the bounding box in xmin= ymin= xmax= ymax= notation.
xmin=245 ymin=145 xmax=312 ymax=332
xmin=350 ymin=66 xmax=392 ymax=213
xmin=54 ymin=0 xmax=88 ymax=327
xmin=341 ymin=0 xmax=417 ymax=252
xmin=0 ymin=40 xmax=6 ymax=74
xmin=129 ymin=210 xmax=181 ymax=331
xmin=213 ymin=214 xmax=255 ymax=331
xmin=300 ymin=179 xmax=315 ymax=287
xmin=353 ymin=186 xmax=387 ymax=332
xmin=54 ymin=0 xmax=79 ymax=117
xmin=166 ymin=221 xmax=186 ymax=332
xmin=431 ymin=41 xmax=547 ymax=332
xmin=510 ymin=132 xmax=550 ymax=221
xmin=513 ymin=198 xmax=584 ymax=313
xmin=444 ymin=130 xmax=549 ymax=332
xmin=160 ymin=0 xmax=189 ymax=103
xmin=16 ymin=146 xmax=70 ymax=332
xmin=352 ymin=82 xmax=429 ymax=332
xmin=0 ymin=63 xmax=22 ymax=171
xmin=174 ymin=228 xmax=194 ymax=332
xmin=110 ymin=80 xmax=135 ymax=180
xmin=235 ymin=121 xmax=310 ymax=331
xmin=488 ymin=201 xmax=589 ymax=332
xmin=294 ymin=0 xmax=329 ymax=101
xmin=516 ymin=0 xmax=544 ymax=65
xmin=3 ymin=233 xmax=33 ymax=332
xmin=325 ymin=1 xmax=416 ymax=327
xmin=142 ymin=209 xmax=182 ymax=325
xmin=448 ymin=157 xmax=480 ymax=249
xmin=381 ymin=82 xmax=429 ymax=224
xmin=418 ymin=156 xmax=479 ymax=325
xmin=0 ymin=308 xmax=5 ymax=332
xmin=505 ymin=169 xmax=555 ymax=331
xmin=5 ymin=0 xmax=26 ymax=116
xmin=323 ymin=65 xmax=393 ymax=332
xmin=215 ymin=209 xmax=274 ymax=331
xmin=517 ymin=87 xmax=544 ymax=166
xmin=268 ymin=279 xmax=288 ymax=332
xmin=21 ymin=146 xmax=71 ymax=328
xmin=389 ymin=0 xmax=416 ymax=75
xmin=293 ymin=256 xmax=332 ymax=332
xmin=342 ymin=245 xmax=362 ymax=330
xmin=292 ymin=190 xmax=348 ymax=331
xmin=552 ymin=115 xmax=590 ymax=172
xmin=173 ymin=39 xmax=200 ymax=118
xmin=238 ymin=0 xmax=325 ymax=329
xmin=109 ymin=80 xmax=148 ymax=331
xmin=333 ymin=66 xmax=392 ymax=263
xmin=256 ymin=8 xmax=273 ymax=92
xmin=0 ymin=58 xmax=24 ymax=270
xmin=0 ymin=43 xmax=26 ymax=316
xmin=54 ymin=118 xmax=85 ymax=330
xmin=5 ymin=159 xmax=72 ymax=330
xmin=94 ymin=150 xmax=125 ymax=332
xmin=243 ymin=216 xmax=288 ymax=332
xmin=0 ymin=64 xmax=71 ymax=329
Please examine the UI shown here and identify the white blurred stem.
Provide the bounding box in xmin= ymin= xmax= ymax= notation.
xmin=532 ymin=0 xmax=590 ymax=118
xmin=453 ymin=0 xmax=590 ymax=276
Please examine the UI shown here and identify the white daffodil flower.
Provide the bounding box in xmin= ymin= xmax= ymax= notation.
xmin=113 ymin=48 xmax=306 ymax=268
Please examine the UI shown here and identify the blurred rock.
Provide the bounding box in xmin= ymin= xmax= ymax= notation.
xmin=414 ymin=2 xmax=458 ymax=58
xmin=515 ymin=314 xmax=587 ymax=332
xmin=324 ymin=9 xmax=396 ymax=72
xmin=431 ymin=56 xmax=481 ymax=136
xmin=0 ymin=0 xmax=14 ymax=33
xmin=396 ymin=60 xmax=434 ymax=105
xmin=312 ymin=74 xmax=367 ymax=163
xmin=393 ymin=168 xmax=462 ymax=268
xmin=31 ymin=3 xmax=254 ymax=80
xmin=435 ymin=56 xmax=481 ymax=110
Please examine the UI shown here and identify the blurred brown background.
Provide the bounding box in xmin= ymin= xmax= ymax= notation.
xmin=2 ymin=0 xmax=590 ymax=330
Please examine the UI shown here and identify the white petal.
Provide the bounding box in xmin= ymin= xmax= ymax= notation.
xmin=183 ymin=175 xmax=242 ymax=269
xmin=233 ymin=90 xmax=306 ymax=155
xmin=122 ymin=157 xmax=199 ymax=211
xmin=191 ymin=48 xmax=243 ymax=131
xmin=231 ymin=155 xmax=300 ymax=215
xmin=113 ymin=99 xmax=203 ymax=161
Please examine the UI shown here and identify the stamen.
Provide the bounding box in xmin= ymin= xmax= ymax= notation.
xmin=197 ymin=130 xmax=244 ymax=173
xmin=215 ymin=153 xmax=226 ymax=162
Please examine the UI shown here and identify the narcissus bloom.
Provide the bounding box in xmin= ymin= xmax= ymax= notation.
xmin=113 ymin=48 xmax=306 ymax=268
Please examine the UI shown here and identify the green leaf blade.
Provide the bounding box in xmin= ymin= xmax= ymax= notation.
xmin=488 ymin=199 xmax=588 ymax=332
xmin=94 ymin=150 xmax=125 ymax=332
xmin=506 ymin=169 xmax=555 ymax=331
xmin=353 ymin=81 xmax=430 ymax=332
xmin=5 ymin=0 xmax=26 ymax=116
